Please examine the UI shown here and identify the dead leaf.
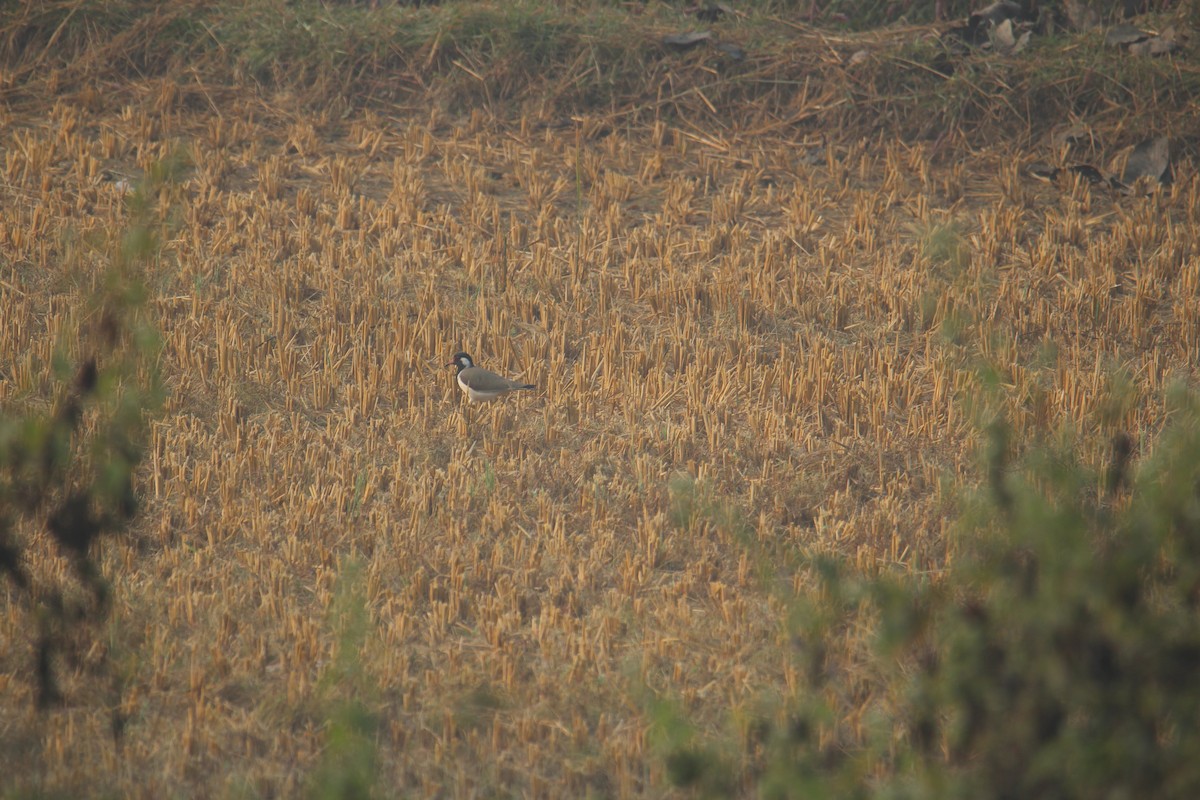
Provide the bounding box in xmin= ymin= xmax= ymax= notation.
xmin=1106 ymin=24 xmax=1150 ymax=46
xmin=1028 ymin=163 xmax=1059 ymax=182
xmin=715 ymin=42 xmax=746 ymax=61
xmin=847 ymin=49 xmax=870 ymax=66
xmin=663 ymin=31 xmax=712 ymax=50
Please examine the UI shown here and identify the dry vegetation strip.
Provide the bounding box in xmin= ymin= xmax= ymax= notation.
xmin=2 ymin=54 xmax=1200 ymax=797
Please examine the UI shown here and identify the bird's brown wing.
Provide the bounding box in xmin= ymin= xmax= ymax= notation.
xmin=459 ymin=367 xmax=530 ymax=392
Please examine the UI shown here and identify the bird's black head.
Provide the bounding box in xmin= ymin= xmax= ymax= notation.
xmin=445 ymin=352 xmax=474 ymax=372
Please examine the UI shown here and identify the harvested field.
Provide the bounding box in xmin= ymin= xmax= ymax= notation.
xmin=2 ymin=2 xmax=1199 ymax=796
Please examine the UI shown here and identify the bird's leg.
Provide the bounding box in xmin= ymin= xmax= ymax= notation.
xmin=454 ymin=401 xmax=471 ymax=439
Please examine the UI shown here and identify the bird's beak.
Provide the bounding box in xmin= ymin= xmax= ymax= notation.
xmin=444 ymin=360 xmax=456 ymax=367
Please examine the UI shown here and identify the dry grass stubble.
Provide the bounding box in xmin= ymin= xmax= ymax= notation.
xmin=2 ymin=77 xmax=1200 ymax=795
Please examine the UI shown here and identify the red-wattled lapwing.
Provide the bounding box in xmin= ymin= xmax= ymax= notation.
xmin=445 ymin=352 xmax=535 ymax=402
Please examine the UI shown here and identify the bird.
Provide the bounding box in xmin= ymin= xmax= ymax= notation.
xmin=445 ymin=352 xmax=535 ymax=403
